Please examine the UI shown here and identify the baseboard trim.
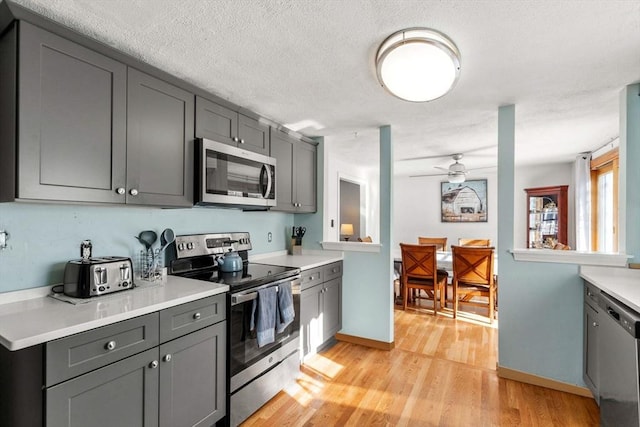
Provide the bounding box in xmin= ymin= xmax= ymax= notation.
xmin=335 ymin=332 xmax=394 ymax=351
xmin=496 ymin=365 xmax=593 ymax=398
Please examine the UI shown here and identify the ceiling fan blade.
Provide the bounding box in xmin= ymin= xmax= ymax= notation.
xmin=434 ymin=166 xmax=450 ymax=172
xmin=409 ymin=172 xmax=449 ymax=178
xmin=397 ymin=145 xmax=497 ymax=162
xmin=466 ymin=165 xmax=497 ymax=172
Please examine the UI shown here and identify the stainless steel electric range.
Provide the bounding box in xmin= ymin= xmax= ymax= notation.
xmin=169 ymin=232 xmax=301 ymax=427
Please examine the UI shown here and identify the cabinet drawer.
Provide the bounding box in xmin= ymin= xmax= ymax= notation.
xmin=46 ymin=313 xmax=159 ymax=386
xmin=301 ymin=267 xmax=322 ymax=291
xmin=160 ymin=294 xmax=226 ymax=343
xmin=584 ymin=281 xmax=600 ymax=310
xmin=323 ymin=261 xmax=343 ymax=282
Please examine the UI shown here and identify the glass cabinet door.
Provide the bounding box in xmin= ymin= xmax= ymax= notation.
xmin=525 ymin=186 xmax=568 ymax=249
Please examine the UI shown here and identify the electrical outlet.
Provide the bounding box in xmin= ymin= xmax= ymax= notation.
xmin=267 ymin=232 xmax=273 ymax=242
xmin=0 ymin=230 xmax=8 ymax=250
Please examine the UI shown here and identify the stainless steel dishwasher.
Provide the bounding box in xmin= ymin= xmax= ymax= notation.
xmin=598 ymin=291 xmax=640 ymax=427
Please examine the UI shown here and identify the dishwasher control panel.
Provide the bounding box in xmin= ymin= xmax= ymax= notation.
xmin=598 ymin=291 xmax=640 ymax=338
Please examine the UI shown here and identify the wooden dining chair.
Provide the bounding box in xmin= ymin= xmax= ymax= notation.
xmin=451 ymin=245 xmax=496 ymax=323
xmin=417 ymin=237 xmax=447 ymax=251
xmin=458 ymin=238 xmax=491 ymax=247
xmin=400 ymin=243 xmax=449 ymax=315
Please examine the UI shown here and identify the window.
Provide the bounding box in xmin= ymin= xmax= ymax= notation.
xmin=590 ymin=149 xmax=618 ymax=252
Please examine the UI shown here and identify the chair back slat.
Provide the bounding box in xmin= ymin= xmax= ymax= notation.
xmin=417 ymin=237 xmax=447 ymax=251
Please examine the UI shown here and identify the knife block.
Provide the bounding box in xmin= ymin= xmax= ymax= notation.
xmin=290 ymin=238 xmax=302 ymax=255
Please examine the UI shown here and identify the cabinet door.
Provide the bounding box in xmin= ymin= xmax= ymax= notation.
xmin=293 ymin=140 xmax=317 ymax=213
xmin=300 ymin=284 xmax=322 ymax=357
xmin=127 ymin=68 xmax=194 ymax=207
xmin=195 ymin=96 xmax=237 ymax=146
xmin=46 ymin=348 xmax=159 ymax=427
xmin=322 ymin=278 xmax=342 ymax=342
xmin=584 ymin=302 xmax=600 ymax=401
xmin=18 ymin=21 xmax=127 ymax=203
xmin=159 ymin=322 xmax=226 ymax=427
xmin=270 ymin=128 xmax=295 ymax=211
xmin=238 ymin=113 xmax=270 ymax=155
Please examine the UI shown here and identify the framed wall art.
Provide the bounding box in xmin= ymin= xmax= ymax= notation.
xmin=441 ymin=179 xmax=488 ymax=222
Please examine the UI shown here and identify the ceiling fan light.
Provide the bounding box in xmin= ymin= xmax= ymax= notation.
xmin=449 ymin=162 xmax=466 ymax=173
xmin=375 ymin=28 xmax=461 ymax=102
xmin=448 ymin=172 xmax=466 ymax=184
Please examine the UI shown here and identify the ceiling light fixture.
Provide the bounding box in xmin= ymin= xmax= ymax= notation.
xmin=375 ymin=28 xmax=461 ymax=102
xmin=448 ymin=172 xmax=466 ymax=184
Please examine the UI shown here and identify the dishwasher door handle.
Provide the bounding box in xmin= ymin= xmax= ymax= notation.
xmin=607 ymin=307 xmax=620 ymax=321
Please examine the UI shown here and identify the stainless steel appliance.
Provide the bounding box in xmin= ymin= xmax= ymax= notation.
xmin=195 ymin=138 xmax=276 ymax=209
xmin=597 ymin=291 xmax=640 ymax=427
xmin=170 ymin=232 xmax=301 ymax=427
xmin=63 ymin=256 xmax=133 ymax=298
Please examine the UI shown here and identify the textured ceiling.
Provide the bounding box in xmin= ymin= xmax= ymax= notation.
xmin=10 ymin=0 xmax=640 ymax=176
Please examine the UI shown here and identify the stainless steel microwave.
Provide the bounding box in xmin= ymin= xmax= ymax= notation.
xmin=195 ymin=138 xmax=276 ymax=208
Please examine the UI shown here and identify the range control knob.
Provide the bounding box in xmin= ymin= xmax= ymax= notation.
xmin=186 ymin=242 xmax=194 ymax=250
xmin=177 ymin=243 xmax=185 ymax=251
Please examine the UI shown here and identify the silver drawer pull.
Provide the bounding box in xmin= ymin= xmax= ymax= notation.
xmin=193 ymin=312 xmax=201 ymax=320
xmin=105 ymin=341 xmax=116 ymax=351
xmin=149 ymin=360 xmax=159 ymax=369
xmin=163 ymin=354 xmax=172 ymax=362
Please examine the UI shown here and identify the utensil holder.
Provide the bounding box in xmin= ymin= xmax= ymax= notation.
xmin=138 ymin=249 xmax=163 ymax=282
xmin=290 ymin=239 xmax=302 ymax=255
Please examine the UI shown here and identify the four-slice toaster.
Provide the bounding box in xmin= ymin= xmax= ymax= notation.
xmin=63 ymin=256 xmax=134 ymax=298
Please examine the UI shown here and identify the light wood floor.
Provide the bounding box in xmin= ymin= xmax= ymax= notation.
xmin=242 ymin=302 xmax=599 ymax=426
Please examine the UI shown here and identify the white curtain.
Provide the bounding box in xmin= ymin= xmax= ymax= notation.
xmin=575 ymin=153 xmax=592 ymax=251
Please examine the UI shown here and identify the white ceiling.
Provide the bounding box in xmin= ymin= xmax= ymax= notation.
xmin=11 ymin=0 xmax=640 ymax=176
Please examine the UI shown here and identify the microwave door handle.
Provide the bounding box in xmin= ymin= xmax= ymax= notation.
xmin=261 ymin=164 xmax=272 ymax=199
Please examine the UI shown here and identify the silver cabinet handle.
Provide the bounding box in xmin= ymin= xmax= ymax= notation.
xmin=232 ymin=136 xmax=239 ymax=142
xmin=163 ymin=354 xmax=172 ymax=362
xmin=129 ymin=188 xmax=139 ymax=196
xmin=105 ymin=340 xmax=116 ymax=351
xmin=149 ymin=360 xmax=159 ymax=369
xmin=193 ymin=312 xmax=201 ymax=320
xmin=239 ymin=139 xmax=245 ymax=144
xmin=115 ymin=187 xmax=125 ymax=195
xmin=593 ymin=322 xmax=598 ymax=327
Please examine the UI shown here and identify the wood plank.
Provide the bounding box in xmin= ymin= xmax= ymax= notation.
xmin=242 ymin=308 xmax=599 ymax=426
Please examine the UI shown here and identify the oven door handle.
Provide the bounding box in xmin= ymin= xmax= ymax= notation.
xmin=232 ymin=292 xmax=259 ymax=305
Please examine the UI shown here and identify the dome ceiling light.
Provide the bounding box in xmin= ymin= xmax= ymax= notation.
xmin=375 ymin=28 xmax=461 ymax=102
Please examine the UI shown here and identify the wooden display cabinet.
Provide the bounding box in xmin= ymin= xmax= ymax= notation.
xmin=525 ymin=185 xmax=568 ymax=249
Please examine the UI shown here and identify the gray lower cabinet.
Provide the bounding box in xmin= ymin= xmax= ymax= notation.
xmin=159 ymin=323 xmax=226 ymax=427
xmin=46 ymin=348 xmax=160 ymax=427
xmin=195 ymin=96 xmax=270 ymax=155
xmin=270 ymin=128 xmax=317 ymax=213
xmin=41 ymin=295 xmax=226 ymax=427
xmin=300 ymin=262 xmax=343 ymax=359
xmin=583 ymin=281 xmax=600 ymax=402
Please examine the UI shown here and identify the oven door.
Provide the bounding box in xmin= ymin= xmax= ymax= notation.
xmin=228 ymin=277 xmax=300 ymax=383
xmin=196 ymin=138 xmax=276 ymax=207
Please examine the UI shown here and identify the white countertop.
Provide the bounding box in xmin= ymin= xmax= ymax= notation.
xmin=0 ymin=276 xmax=228 ymax=351
xmin=580 ymin=265 xmax=640 ymax=312
xmin=252 ymin=252 xmax=343 ymax=270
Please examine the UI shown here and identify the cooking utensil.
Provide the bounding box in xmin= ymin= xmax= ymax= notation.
xmin=159 ymin=228 xmax=175 ymax=253
xmin=135 ymin=230 xmax=158 ymax=251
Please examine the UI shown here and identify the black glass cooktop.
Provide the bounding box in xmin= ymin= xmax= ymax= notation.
xmin=176 ymin=263 xmax=300 ymax=293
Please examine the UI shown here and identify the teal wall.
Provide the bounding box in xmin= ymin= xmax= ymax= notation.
xmin=341 ymin=126 xmax=394 ymax=343
xmin=0 ymin=202 xmax=292 ymax=293
xmin=497 ymin=84 xmax=640 ymax=386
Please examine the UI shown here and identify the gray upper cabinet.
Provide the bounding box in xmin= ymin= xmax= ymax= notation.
xmin=270 ymin=128 xmax=317 ymax=213
xmin=126 ymin=69 xmax=194 ymax=207
xmin=195 ymin=96 xmax=269 ymax=155
xmin=16 ymin=21 xmax=127 ymax=203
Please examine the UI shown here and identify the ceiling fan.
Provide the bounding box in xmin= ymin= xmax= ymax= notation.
xmin=408 ymin=153 xmax=495 ymax=182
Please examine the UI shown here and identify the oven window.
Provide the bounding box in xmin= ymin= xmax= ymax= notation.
xmin=229 ymin=292 xmax=300 ymax=376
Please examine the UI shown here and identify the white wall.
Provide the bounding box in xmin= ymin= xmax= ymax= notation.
xmin=393 ymin=172 xmax=498 ymax=250
xmin=513 ymin=162 xmax=574 ymax=248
